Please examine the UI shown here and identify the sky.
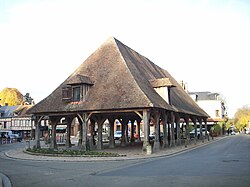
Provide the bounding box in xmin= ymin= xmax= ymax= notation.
xmin=0 ymin=0 xmax=249 ymax=118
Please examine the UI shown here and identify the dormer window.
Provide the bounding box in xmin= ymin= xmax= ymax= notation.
xmin=62 ymin=74 xmax=94 ymax=102
xmin=150 ymin=78 xmax=175 ymax=105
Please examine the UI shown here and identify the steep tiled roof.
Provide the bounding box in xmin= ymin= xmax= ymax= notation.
xmin=28 ymin=37 xmax=208 ymax=117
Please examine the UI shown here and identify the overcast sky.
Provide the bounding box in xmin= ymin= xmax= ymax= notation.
xmin=0 ymin=0 xmax=249 ymax=118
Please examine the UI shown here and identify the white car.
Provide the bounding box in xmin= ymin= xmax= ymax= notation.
xmin=190 ymin=128 xmax=209 ymax=139
xmin=114 ymin=131 xmax=122 ymax=140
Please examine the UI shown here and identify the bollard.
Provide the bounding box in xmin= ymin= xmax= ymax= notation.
xmin=26 ymin=140 xmax=30 ymax=149
xmin=146 ymin=145 xmax=152 ymax=155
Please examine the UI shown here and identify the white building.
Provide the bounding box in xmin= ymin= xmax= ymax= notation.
xmin=189 ymin=91 xmax=226 ymax=121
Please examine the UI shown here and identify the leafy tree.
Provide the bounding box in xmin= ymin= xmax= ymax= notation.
xmin=0 ymin=88 xmax=23 ymax=106
xmin=234 ymin=105 xmax=250 ymax=131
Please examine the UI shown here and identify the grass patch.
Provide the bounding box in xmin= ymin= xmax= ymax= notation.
xmin=25 ymin=148 xmax=122 ymax=157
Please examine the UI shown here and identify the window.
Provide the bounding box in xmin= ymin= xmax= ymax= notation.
xmin=62 ymin=86 xmax=72 ymax=101
xmin=62 ymin=83 xmax=91 ymax=102
xmin=73 ymin=86 xmax=81 ymax=101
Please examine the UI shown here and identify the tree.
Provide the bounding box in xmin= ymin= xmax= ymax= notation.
xmin=234 ymin=105 xmax=250 ymax=131
xmin=23 ymin=93 xmax=34 ymax=105
xmin=0 ymin=88 xmax=23 ymax=106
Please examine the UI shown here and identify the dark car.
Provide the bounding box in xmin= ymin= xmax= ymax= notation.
xmin=149 ymin=132 xmax=164 ymax=141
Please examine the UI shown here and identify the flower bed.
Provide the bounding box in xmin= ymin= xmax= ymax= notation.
xmin=25 ymin=148 xmax=124 ymax=157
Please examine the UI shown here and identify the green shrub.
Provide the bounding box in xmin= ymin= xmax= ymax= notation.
xmin=25 ymin=148 xmax=121 ymax=157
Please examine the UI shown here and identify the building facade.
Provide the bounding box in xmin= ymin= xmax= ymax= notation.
xmin=0 ymin=104 xmax=34 ymax=139
xmin=189 ymin=91 xmax=226 ymax=120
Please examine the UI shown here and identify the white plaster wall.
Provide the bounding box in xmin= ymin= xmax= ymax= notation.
xmin=154 ymin=87 xmax=169 ymax=104
xmin=197 ymin=100 xmax=222 ymax=118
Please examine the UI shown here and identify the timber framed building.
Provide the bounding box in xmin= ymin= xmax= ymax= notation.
xmin=28 ymin=37 xmax=209 ymax=154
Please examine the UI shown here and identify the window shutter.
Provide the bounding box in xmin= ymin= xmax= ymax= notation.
xmin=62 ymin=86 xmax=72 ymax=101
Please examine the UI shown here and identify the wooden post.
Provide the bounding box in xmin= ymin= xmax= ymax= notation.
xmin=81 ymin=113 xmax=89 ymax=151
xmin=162 ymin=112 xmax=168 ymax=148
xmin=142 ymin=110 xmax=151 ymax=154
xmin=34 ymin=116 xmax=43 ymax=149
xmin=51 ymin=122 xmax=57 ymax=149
xmin=136 ymin=119 xmax=142 ymax=142
xmin=108 ymin=117 xmax=115 ymax=148
xmin=77 ymin=116 xmax=83 ymax=147
xmin=191 ymin=116 xmax=197 ymax=145
xmin=198 ymin=117 xmax=204 ymax=143
xmin=96 ymin=116 xmax=106 ymax=150
xmin=89 ymin=119 xmax=96 ymax=149
xmin=167 ymin=120 xmax=171 ymax=147
xmin=49 ymin=116 xmax=60 ymax=149
xmin=130 ymin=119 xmax=136 ymax=145
xmin=184 ymin=115 xmax=190 ymax=147
xmin=153 ymin=110 xmax=160 ymax=152
xmin=119 ymin=118 xmax=129 ymax=147
xmin=204 ymin=118 xmax=209 ymax=141
xmin=66 ymin=117 xmax=74 ymax=148
xmin=175 ymin=114 xmax=181 ymax=146
xmin=170 ymin=112 xmax=175 ymax=147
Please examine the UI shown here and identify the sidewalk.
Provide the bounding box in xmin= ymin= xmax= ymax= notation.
xmin=4 ymin=136 xmax=226 ymax=162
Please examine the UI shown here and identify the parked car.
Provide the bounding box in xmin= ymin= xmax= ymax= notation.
xmin=114 ymin=131 xmax=122 ymax=140
xmin=190 ymin=128 xmax=209 ymax=139
xmin=230 ymin=131 xmax=236 ymax=135
xmin=149 ymin=132 xmax=164 ymax=141
xmin=8 ymin=134 xmax=23 ymax=142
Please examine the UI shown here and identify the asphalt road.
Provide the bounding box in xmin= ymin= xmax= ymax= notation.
xmin=0 ymin=134 xmax=249 ymax=187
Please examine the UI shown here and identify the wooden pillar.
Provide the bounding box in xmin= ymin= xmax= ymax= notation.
xmin=204 ymin=118 xmax=209 ymax=141
xmin=51 ymin=123 xmax=57 ymax=149
xmin=77 ymin=117 xmax=83 ymax=147
xmin=170 ymin=112 xmax=175 ymax=147
xmin=125 ymin=122 xmax=129 ymax=143
xmin=65 ymin=117 xmax=74 ymax=148
xmin=108 ymin=117 xmax=115 ymax=148
xmin=175 ymin=114 xmax=181 ymax=146
xmin=167 ymin=120 xmax=171 ymax=147
xmin=191 ymin=116 xmax=197 ymax=145
xmin=34 ymin=116 xmax=42 ymax=148
xmin=96 ymin=117 xmax=106 ymax=150
xmin=130 ymin=119 xmax=136 ymax=145
xmin=198 ymin=117 xmax=204 ymax=143
xmin=81 ymin=113 xmax=89 ymax=151
xmin=152 ymin=110 xmax=161 ymax=152
xmin=50 ymin=116 xmax=60 ymax=149
xmin=119 ymin=118 xmax=129 ymax=147
xmin=142 ymin=110 xmax=151 ymax=153
xmin=136 ymin=119 xmax=142 ymax=142
xmin=30 ymin=116 xmax=35 ymax=140
xmin=89 ymin=119 xmax=96 ymax=149
xmin=162 ymin=112 xmax=168 ymax=148
xmin=184 ymin=115 xmax=190 ymax=147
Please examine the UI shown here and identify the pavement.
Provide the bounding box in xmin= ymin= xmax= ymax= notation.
xmin=0 ymin=136 xmax=226 ymax=187
xmin=5 ymin=136 xmax=225 ymax=162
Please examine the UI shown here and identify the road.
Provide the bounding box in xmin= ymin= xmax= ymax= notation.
xmin=0 ymin=134 xmax=249 ymax=187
